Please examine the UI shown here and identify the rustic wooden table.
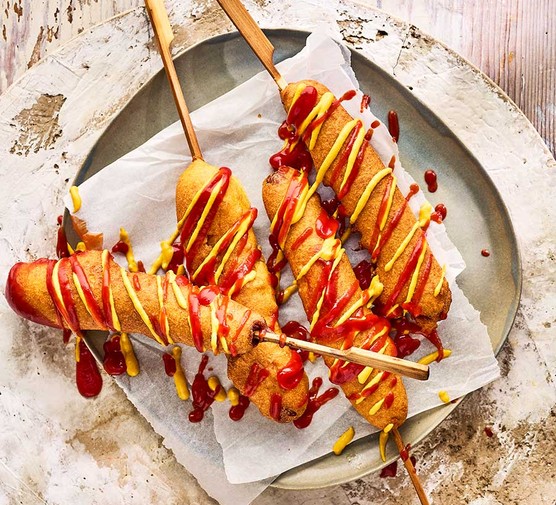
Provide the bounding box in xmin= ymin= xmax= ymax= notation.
xmin=2 ymin=0 xmax=554 ymax=154
xmin=1 ymin=1 xmax=555 ymax=505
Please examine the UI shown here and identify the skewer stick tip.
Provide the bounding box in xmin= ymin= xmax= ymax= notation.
xmin=391 ymin=428 xmax=430 ymax=505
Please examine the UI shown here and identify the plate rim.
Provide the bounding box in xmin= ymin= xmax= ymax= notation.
xmin=66 ymin=27 xmax=523 ymax=491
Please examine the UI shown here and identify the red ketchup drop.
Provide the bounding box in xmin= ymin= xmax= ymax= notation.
xmin=424 ymin=329 xmax=444 ymax=359
xmin=102 ymin=335 xmax=126 ymax=375
xmin=360 ymin=94 xmax=371 ymax=113
xmin=481 ymin=249 xmax=491 ymax=257
xmin=76 ymin=339 xmax=103 ymax=398
xmin=484 ymin=426 xmax=494 ymax=437
xmin=315 ymin=208 xmax=339 ymax=239
xmin=353 ymin=259 xmax=373 ymax=290
xmin=229 ymin=395 xmax=250 ymax=421
xmin=282 ymin=321 xmax=311 ymax=362
xmin=395 ymin=334 xmax=421 ymax=358
xmin=277 ymin=351 xmax=304 ymax=390
xmin=269 ymin=393 xmax=282 ymax=421
xmin=243 ymin=363 xmax=270 ymax=397
xmin=111 ymin=240 xmax=129 ymax=255
xmin=293 ymin=378 xmax=339 ymax=429
xmin=433 ymin=203 xmax=447 ymax=222
xmin=424 ymin=170 xmax=438 ymax=192
xmin=387 ymin=110 xmax=400 ymax=142
xmin=380 ymin=460 xmax=398 ymax=478
xmin=62 ymin=329 xmax=72 ymax=344
xmin=163 ymin=352 xmax=176 ymax=376
xmin=189 ymin=355 xmax=217 ymax=423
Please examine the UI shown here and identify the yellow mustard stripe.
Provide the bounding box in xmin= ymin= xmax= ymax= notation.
xmin=193 ymin=211 xmax=254 ymax=283
xmin=149 ymin=174 xmax=221 ymax=274
xmin=333 ymin=426 xmax=355 ymax=455
xmin=296 ymin=90 xmax=332 ymax=138
xmin=439 ymin=390 xmax=450 ymax=403
xmin=187 ymin=178 xmax=227 ymax=252
xmin=356 ymin=371 xmax=385 ymax=405
xmin=119 ymin=228 xmax=138 ymax=273
xmin=208 ymin=376 xmax=227 ymax=402
xmin=306 ymin=93 xmax=335 ymax=150
xmin=434 ymin=264 xmax=447 ymax=296
xmin=384 ymin=222 xmax=419 ymax=272
xmin=280 ymin=281 xmax=298 ymax=303
xmin=384 ymin=202 xmax=432 ymax=272
xmin=120 ymin=332 xmax=139 ymax=376
xmin=350 ymin=168 xmax=392 ymax=225
xmin=167 ymin=272 xmax=194 ymax=344
xmin=75 ymin=335 xmax=81 ymax=362
xmin=310 ymin=246 xmax=345 ymax=330
xmin=67 ymin=243 xmax=75 ymax=255
xmin=159 ymin=241 xmax=174 ymax=271
xmin=69 ymin=186 xmax=81 ymax=212
xmin=288 ymin=180 xmax=310 ymax=229
xmin=120 ymin=267 xmax=164 ymax=345
xmin=289 ymin=83 xmax=306 ymax=111
xmin=102 ymin=250 xmax=121 ymax=331
xmin=72 ymin=272 xmax=92 ymax=319
xmin=171 ymin=345 xmax=190 ymax=400
xmin=379 ymin=429 xmax=389 ymax=462
xmin=296 ymin=236 xmax=340 ymax=282
xmin=358 ymin=366 xmax=373 ymax=384
xmin=334 ymin=276 xmax=384 ymax=327
xmin=338 ymin=123 xmax=366 ymax=195
xmin=75 ymin=242 xmax=86 ymax=252
xmin=304 ymin=119 xmax=360 ymax=211
xmin=418 ymin=349 xmax=452 ymax=365
xmin=380 ymin=175 xmax=397 ymax=231
xmin=51 ymin=261 xmax=65 ymax=318
xmin=368 ymin=397 xmax=385 ymax=416
xmin=156 ymin=276 xmax=173 ymax=344
xmin=227 ymin=268 xmax=257 ymax=298
xmin=405 ymin=242 xmax=428 ymax=305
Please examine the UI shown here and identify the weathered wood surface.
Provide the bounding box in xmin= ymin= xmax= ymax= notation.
xmin=0 ymin=1 xmax=555 ymax=504
xmin=2 ymin=0 xmax=554 ymax=153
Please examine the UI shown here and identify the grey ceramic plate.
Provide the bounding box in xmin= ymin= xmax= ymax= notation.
xmin=66 ymin=29 xmax=521 ymax=490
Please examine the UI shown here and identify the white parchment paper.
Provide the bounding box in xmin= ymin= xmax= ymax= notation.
xmin=64 ymin=30 xmax=500 ymax=502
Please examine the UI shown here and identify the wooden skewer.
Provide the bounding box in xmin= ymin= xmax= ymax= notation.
xmin=392 ymin=428 xmax=430 ymax=505
xmin=216 ymin=0 xmax=287 ymax=90
xmin=145 ymin=0 xmax=429 ymax=384
xmin=256 ymin=329 xmax=429 ymax=381
xmin=144 ymin=0 xmax=203 ymax=160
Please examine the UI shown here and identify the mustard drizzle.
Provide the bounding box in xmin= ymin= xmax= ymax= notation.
xmin=287 ymin=84 xmax=446 ymax=310
xmin=384 ymin=203 xmax=432 ymax=272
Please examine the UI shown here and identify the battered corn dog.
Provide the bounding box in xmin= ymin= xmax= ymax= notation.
xmin=172 ymin=158 xmax=309 ymax=421
xmin=275 ymin=80 xmax=451 ymax=335
xmin=5 ymin=250 xmax=305 ymax=421
xmin=263 ymin=166 xmax=407 ymax=429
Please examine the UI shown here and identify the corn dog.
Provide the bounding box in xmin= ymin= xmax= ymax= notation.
xmin=171 ymin=158 xmax=309 ymax=421
xmin=275 ymin=80 xmax=451 ymax=336
xmin=5 ymin=250 xmax=305 ymax=421
xmin=263 ymin=166 xmax=407 ymax=429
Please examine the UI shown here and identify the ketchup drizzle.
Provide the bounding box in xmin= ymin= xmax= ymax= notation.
xmin=424 ymin=169 xmax=438 ymax=192
xmin=293 ymin=377 xmax=339 ymax=429
xmin=76 ymin=339 xmax=103 ymax=398
xmin=189 ymin=355 xmax=218 ymax=423
xmin=103 ymin=335 xmax=126 ymax=375
xmin=387 ymin=110 xmax=400 ymax=142
xmin=229 ymin=395 xmax=250 ymax=421
xmin=163 ymin=352 xmax=176 ymax=376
